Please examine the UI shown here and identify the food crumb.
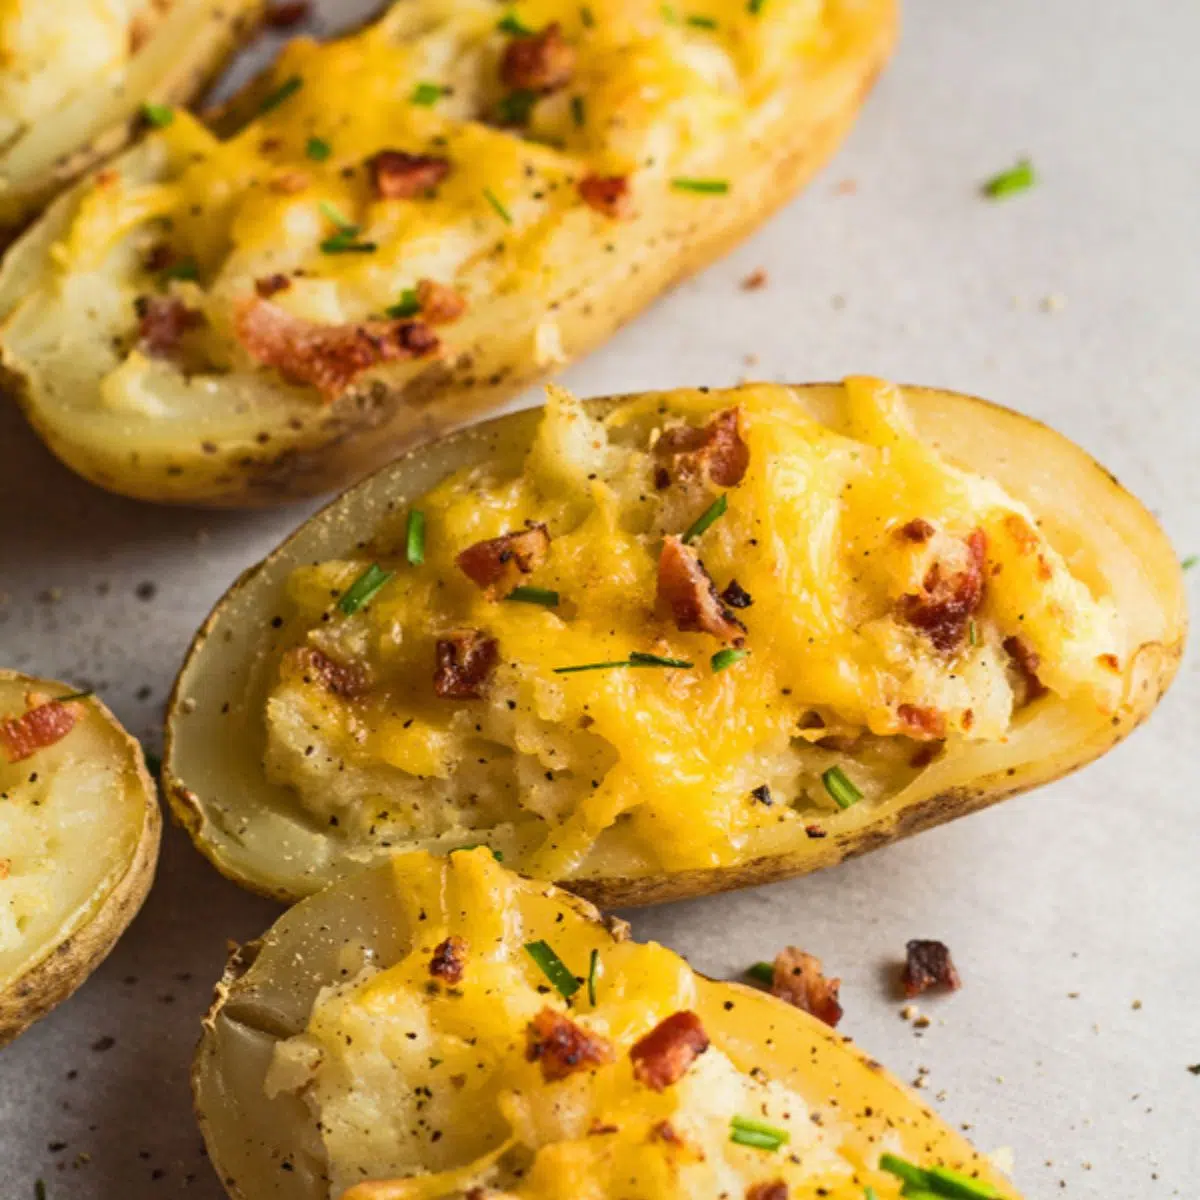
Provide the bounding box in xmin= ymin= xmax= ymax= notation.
xmin=834 ymin=178 xmax=858 ymax=195
xmin=741 ymin=268 xmax=768 ymax=291
xmin=90 ymin=1036 xmax=115 ymax=1053
xmin=743 ymin=352 xmax=759 ymax=366
xmin=135 ymin=581 xmax=157 ymax=601
xmin=900 ymin=1004 xmax=918 ymax=1021
xmin=1131 ymin=999 xmax=1142 ymax=1010
xmin=1040 ymin=292 xmax=1067 ymax=313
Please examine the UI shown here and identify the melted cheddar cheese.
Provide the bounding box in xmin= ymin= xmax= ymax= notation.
xmin=264 ymin=379 xmax=1125 ymax=879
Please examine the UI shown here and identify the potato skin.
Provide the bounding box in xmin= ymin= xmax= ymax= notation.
xmin=0 ymin=672 xmax=162 ymax=1046
xmin=162 ymin=384 xmax=1187 ymax=909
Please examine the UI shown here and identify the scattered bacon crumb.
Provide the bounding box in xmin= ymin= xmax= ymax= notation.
xmin=588 ymin=1121 xmax=620 ymax=1136
xmin=741 ymin=268 xmax=768 ymax=291
xmin=898 ymin=529 xmax=987 ymax=653
xmin=650 ymin=1120 xmax=683 ymax=1146
xmin=266 ymin=0 xmax=310 ymax=27
xmin=657 ymin=537 xmax=745 ymax=645
xmin=415 ymin=278 xmax=467 ymax=325
xmin=747 ymin=1182 xmax=789 ymax=1200
xmin=235 ymin=298 xmax=438 ymax=400
xmin=429 ymin=936 xmax=466 ymax=985
xmin=0 ymin=859 xmax=9 ymax=880
xmin=1 ymin=699 xmax=80 ymax=763
xmin=898 ymin=517 xmax=935 ymax=543
xmin=770 ymin=948 xmax=843 ymax=1028
xmin=655 ymin=407 xmax=750 ymax=488
xmin=255 ymin=273 xmax=291 ymax=299
xmin=1004 ymin=635 xmax=1047 ymax=704
xmin=805 ymin=824 xmax=827 ymax=839
xmin=135 ymin=295 xmax=203 ymax=357
xmin=578 ymin=174 xmax=632 ymax=219
xmin=288 ymin=647 xmax=370 ymax=699
xmin=433 ymin=631 xmax=499 ymax=699
xmin=269 ymin=170 xmax=310 ymax=195
xmin=896 ymin=703 xmax=947 ymax=741
xmin=902 ymin=939 xmax=962 ymax=998
xmin=720 ymin=579 xmax=753 ymax=609
xmin=526 ymin=1008 xmax=613 ymax=1081
xmin=368 ymin=151 xmax=451 ymax=200
xmin=501 ymin=23 xmax=576 ymax=93
xmin=630 ymin=1011 xmax=710 ymax=1091
xmin=456 ymin=524 xmax=551 ymax=598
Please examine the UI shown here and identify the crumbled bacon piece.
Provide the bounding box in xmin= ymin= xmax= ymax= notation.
xmin=578 ymin=174 xmax=632 ymax=219
xmin=429 ymin=936 xmax=466 ymax=985
xmin=136 ymin=295 xmax=203 ymax=357
xmin=898 ymin=517 xmax=936 ymax=543
xmin=456 ymin=524 xmax=550 ymax=598
xmin=1 ymin=699 xmax=80 ymax=763
xmin=902 ymin=939 xmax=962 ymax=998
xmin=433 ymin=631 xmax=499 ymax=699
xmin=770 ymin=948 xmax=843 ymax=1028
xmin=746 ymin=1183 xmax=788 ymax=1200
xmin=630 ymin=1011 xmax=710 ymax=1091
xmin=650 ymin=1120 xmax=683 ymax=1145
xmin=896 ymin=703 xmax=946 ymax=741
xmin=657 ymin=537 xmax=745 ymax=645
xmin=266 ymin=0 xmax=310 ymax=27
xmin=235 ymin=298 xmax=438 ymax=400
xmin=720 ymin=579 xmax=753 ymax=609
xmin=1004 ymin=635 xmax=1047 ymax=704
xmin=897 ymin=529 xmax=987 ymax=653
xmin=526 ymin=1008 xmax=613 ymax=1081
xmin=415 ymin=278 xmax=467 ymax=325
xmin=255 ymin=273 xmax=291 ymax=299
xmin=368 ymin=151 xmax=450 ymax=200
xmin=501 ymin=23 xmax=576 ymax=93
xmin=655 ymin=408 xmax=750 ymax=488
xmin=288 ymin=647 xmax=370 ymax=699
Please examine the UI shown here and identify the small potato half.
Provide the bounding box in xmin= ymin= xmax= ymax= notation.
xmin=163 ymin=381 xmax=1186 ymax=908
xmin=0 ymin=671 xmax=160 ymax=1045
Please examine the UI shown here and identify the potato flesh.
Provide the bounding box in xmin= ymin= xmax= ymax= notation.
xmin=263 ymin=380 xmax=1124 ymax=880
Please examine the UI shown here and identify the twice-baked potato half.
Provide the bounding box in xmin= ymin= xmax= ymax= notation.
xmin=0 ymin=671 xmax=160 ymax=1045
xmin=0 ymin=0 xmax=264 ymax=240
xmin=195 ymin=847 xmax=1021 ymax=1200
xmin=164 ymin=379 xmax=1186 ymax=906
xmin=0 ymin=0 xmax=895 ymax=506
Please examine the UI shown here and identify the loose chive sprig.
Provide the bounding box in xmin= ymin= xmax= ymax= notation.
xmin=682 ymin=493 xmax=727 ymax=543
xmin=56 ymin=690 xmax=94 ymax=703
xmin=410 ymin=81 xmax=444 ymax=106
xmin=161 ymin=258 xmax=199 ymax=283
xmin=484 ymin=187 xmax=513 ymax=224
xmin=981 ymin=157 xmax=1035 ymax=200
xmin=524 ymin=940 xmax=580 ymax=1000
xmin=711 ymin=648 xmax=747 ymax=673
xmin=879 ymin=1154 xmax=999 ymax=1199
xmin=554 ymin=652 xmax=693 ymax=674
xmin=142 ymin=103 xmax=174 ymax=128
xmin=587 ymin=948 xmax=600 ymax=1005
xmin=672 ymin=177 xmax=729 ymax=195
xmin=388 ymin=289 xmax=421 ymax=319
xmin=497 ymin=89 xmax=538 ymax=125
xmin=1182 ymin=554 xmax=1197 ymax=571
xmin=497 ymin=12 xmax=533 ymax=34
xmin=259 ymin=74 xmax=303 ymax=113
xmin=507 ymin=586 xmax=560 ymax=607
xmin=745 ymin=961 xmax=774 ymax=985
xmin=687 ymin=14 xmax=718 ymax=28
xmin=338 ymin=564 xmax=394 ymax=614
xmin=406 ymin=511 xmax=426 ymax=566
xmin=822 ymin=765 xmax=862 ymax=810
xmin=729 ymin=1114 xmax=789 ymax=1152
xmin=452 ymin=843 xmax=504 ymax=861
xmin=306 ymin=136 xmax=332 ymax=161
xmin=747 ymin=0 xmax=766 ymax=12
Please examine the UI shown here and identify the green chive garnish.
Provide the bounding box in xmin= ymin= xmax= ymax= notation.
xmin=1182 ymin=554 xmax=1198 ymax=571
xmin=387 ymin=288 xmax=421 ymax=319
xmin=524 ymin=940 xmax=580 ymax=1000
xmin=587 ymin=947 xmax=600 ymax=1005
xmin=320 ymin=200 xmax=354 ymax=229
xmin=747 ymin=0 xmax=766 ymax=12
xmin=925 ymin=1167 xmax=1001 ymax=1199
xmin=338 ymin=564 xmax=394 ymax=614
xmin=570 ymin=95 xmax=587 ymax=127
xmin=580 ymin=4 xmax=595 ymax=26
xmin=711 ymin=648 xmax=747 ymax=673
xmin=629 ymin=651 xmax=692 ymax=668
xmin=260 ymin=74 xmax=303 ymax=113
xmin=484 ymin=187 xmax=513 ymax=224
xmin=687 ymin=14 xmax=718 ymax=28
xmin=306 ymin=136 xmax=332 ymax=161
xmin=320 ymin=231 xmax=376 ymax=254
xmin=682 ymin=493 xmax=727 ymax=543
xmin=497 ymin=88 xmax=538 ymax=125
xmin=672 ymin=177 xmax=729 ymax=194
xmin=161 ymin=258 xmax=199 ymax=282
xmin=452 ymin=843 xmax=504 ymax=861
xmin=142 ymin=103 xmax=174 ymax=128
xmin=554 ymin=659 xmax=637 ymax=674
xmin=968 ymin=619 xmax=978 ymax=646
xmin=746 ymin=961 xmax=774 ymax=985
xmin=497 ymin=12 xmax=533 ymax=35
xmin=406 ymin=510 xmax=426 ymax=565
xmin=729 ymin=1115 xmax=789 ymax=1152
xmin=822 ymin=765 xmax=862 ymax=810
xmin=879 ymin=1154 xmax=930 ymax=1189
xmin=507 ymin=586 xmax=560 ymax=607
xmin=864 ymin=1190 xmax=879 ymax=1200
xmin=55 ymin=690 xmax=94 ymax=703
xmin=410 ymin=81 xmax=444 ymax=106
xmin=981 ymin=157 xmax=1035 ymax=200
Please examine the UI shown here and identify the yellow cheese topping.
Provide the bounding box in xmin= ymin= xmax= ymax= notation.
xmin=265 ymin=379 xmax=1124 ymax=879
xmin=266 ymin=848 xmax=1016 ymax=1200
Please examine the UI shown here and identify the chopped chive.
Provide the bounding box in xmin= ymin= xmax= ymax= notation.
xmin=320 ymin=232 xmax=376 ymax=254
xmin=682 ymin=493 xmax=728 ymax=543
xmin=452 ymin=843 xmax=504 ymax=861
xmin=507 ymin=586 xmax=560 ymax=607
xmin=672 ymin=177 xmax=729 ymax=194
xmin=687 ymin=14 xmax=718 ymax=28
xmin=161 ymin=258 xmax=199 ymax=282
xmin=524 ymin=940 xmax=580 ymax=1000
xmin=981 ymin=157 xmax=1035 ymax=200
xmin=879 ymin=1153 xmax=930 ymax=1189
xmin=406 ymin=510 xmax=426 ymax=565
xmin=729 ymin=1114 xmax=789 ymax=1151
xmin=338 ymin=564 xmax=394 ymax=614
xmin=319 ymin=199 xmax=355 ymax=230
xmin=925 ymin=1167 xmax=1001 ymax=1199
xmin=968 ymin=619 xmax=978 ymax=646
xmin=822 ymin=765 xmax=862 ymax=809
xmin=587 ymin=947 xmax=599 ymax=1005
xmin=747 ymin=0 xmax=766 ymax=11
xmin=629 ymin=651 xmax=693 ymax=668
xmin=580 ymin=4 xmax=595 ymax=26
xmin=259 ymin=74 xmax=303 ymax=113
xmin=711 ymin=648 xmax=747 ymax=673
xmin=387 ymin=288 xmax=421 ymax=319
xmin=410 ymin=81 xmax=444 ymax=106
xmin=484 ymin=187 xmax=513 ymax=224
xmin=55 ymin=690 xmax=94 ymax=703
xmin=305 ymin=136 xmax=332 ymax=161
xmin=142 ymin=102 xmax=174 ymax=128
xmin=497 ymin=12 xmax=534 ymax=35
xmin=497 ymin=88 xmax=538 ymax=125
xmin=570 ymin=95 xmax=587 ymax=127
xmin=746 ymin=961 xmax=774 ymax=985
xmin=554 ymin=659 xmax=636 ymax=674
xmin=864 ymin=1190 xmax=879 ymax=1200
xmin=1182 ymin=554 xmax=1198 ymax=571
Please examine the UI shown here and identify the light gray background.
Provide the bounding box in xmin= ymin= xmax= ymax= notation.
xmin=1 ymin=1 xmax=1197 ymax=1195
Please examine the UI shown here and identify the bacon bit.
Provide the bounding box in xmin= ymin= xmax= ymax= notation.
xmin=655 ymin=407 xmax=750 ymax=488
xmin=578 ymin=174 xmax=632 ymax=219
xmin=834 ymin=177 xmax=858 ymax=196
xmin=896 ymin=703 xmax=947 ymax=741
xmin=741 ymin=268 xmax=768 ymax=291
xmin=1097 ymin=652 xmax=1120 ymax=672
xmin=429 ymin=936 xmax=466 ymax=985
xmin=588 ymin=1121 xmax=620 ymax=1136
xmin=720 ymin=579 xmax=753 ymax=609
xmin=1 ymin=699 xmax=80 ymax=764
xmin=136 ymin=295 xmax=203 ymax=357
xmin=657 ymin=537 xmax=746 ymax=645
xmin=902 ymin=939 xmax=962 ymax=998
xmin=1004 ymin=635 xmax=1047 ymax=704
xmin=269 ymin=170 xmax=310 ymax=195
xmin=456 ymin=524 xmax=550 ymax=599
xmin=804 ymin=824 xmax=828 ymax=840
xmin=0 ymin=859 xmax=9 ymax=880
xmin=266 ymin=0 xmax=310 ymax=27
xmin=898 ymin=517 xmax=936 ymax=543
xmin=501 ymin=23 xmax=576 ymax=93
xmin=898 ymin=529 xmax=987 ymax=653
xmin=526 ymin=1008 xmax=613 ymax=1081
xmin=434 ymin=631 xmax=499 ymax=699
xmin=1002 ymin=512 xmax=1040 ymax=555
xmin=415 ymin=278 xmax=467 ymax=325
xmin=95 ymin=168 xmax=119 ymax=190
xmin=770 ymin=948 xmax=843 ymax=1028
xmin=650 ymin=1120 xmax=684 ymax=1146
xmin=630 ymin=1011 xmax=710 ymax=1091
xmin=368 ymin=151 xmax=451 ymax=200
xmin=235 ymin=298 xmax=438 ymax=400
xmin=255 ymin=274 xmax=291 ymax=299
xmin=747 ymin=1183 xmax=789 ymax=1200
xmin=289 ymin=647 xmax=370 ymax=698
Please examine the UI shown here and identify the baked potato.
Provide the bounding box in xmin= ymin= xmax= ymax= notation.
xmin=163 ymin=379 xmax=1186 ymax=907
xmin=0 ymin=0 xmax=896 ymax=507
xmin=195 ymin=846 xmax=1021 ymax=1200
xmin=0 ymin=670 xmax=160 ymax=1045
xmin=0 ymin=0 xmax=264 ymax=240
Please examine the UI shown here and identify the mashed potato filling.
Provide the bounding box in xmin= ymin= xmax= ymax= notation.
xmin=264 ymin=379 xmax=1124 ymax=877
